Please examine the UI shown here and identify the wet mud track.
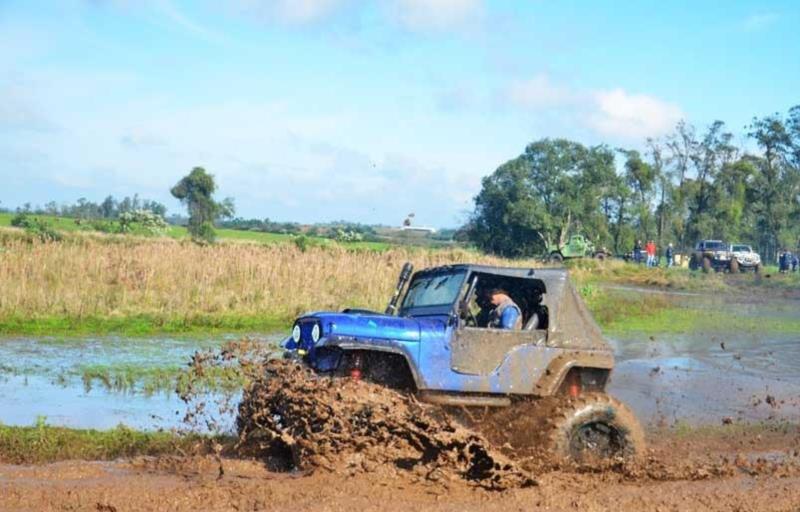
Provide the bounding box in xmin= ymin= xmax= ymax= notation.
xmin=2 ymin=432 xmax=800 ymax=512
xmin=4 ymin=361 xmax=800 ymax=511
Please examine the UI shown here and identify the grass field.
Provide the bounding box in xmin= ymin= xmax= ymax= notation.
xmin=0 ymin=212 xmax=390 ymax=250
xmin=0 ymin=231 xmax=521 ymax=336
xmin=1 ymin=222 xmax=797 ymax=336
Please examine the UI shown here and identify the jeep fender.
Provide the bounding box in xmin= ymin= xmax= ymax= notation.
xmin=532 ymin=349 xmax=614 ymax=396
xmin=317 ymin=336 xmax=424 ymax=390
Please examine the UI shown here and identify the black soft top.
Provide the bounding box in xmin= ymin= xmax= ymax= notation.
xmin=413 ymin=264 xmax=538 ymax=280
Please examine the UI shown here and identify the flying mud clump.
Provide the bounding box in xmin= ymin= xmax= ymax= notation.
xmin=236 ymin=360 xmax=535 ymax=490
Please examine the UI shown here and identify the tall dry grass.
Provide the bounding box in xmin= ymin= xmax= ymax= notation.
xmin=0 ymin=235 xmax=533 ymax=324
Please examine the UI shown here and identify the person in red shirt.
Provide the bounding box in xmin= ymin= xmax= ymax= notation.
xmin=646 ymin=240 xmax=656 ymax=267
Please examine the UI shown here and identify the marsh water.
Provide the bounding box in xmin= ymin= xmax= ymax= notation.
xmin=0 ymin=290 xmax=798 ymax=431
xmin=0 ymin=335 xmax=282 ymax=431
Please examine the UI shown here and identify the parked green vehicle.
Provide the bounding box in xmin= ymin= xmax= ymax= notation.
xmin=546 ymin=234 xmax=609 ymax=263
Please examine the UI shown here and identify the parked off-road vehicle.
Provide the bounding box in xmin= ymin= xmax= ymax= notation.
xmin=282 ymin=263 xmax=644 ymax=461
xmin=729 ymin=244 xmax=762 ymax=273
xmin=546 ymin=234 xmax=610 ymax=263
xmin=689 ymin=240 xmax=736 ymax=273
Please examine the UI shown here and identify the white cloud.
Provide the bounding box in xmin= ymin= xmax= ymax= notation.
xmin=742 ymin=12 xmax=778 ymax=32
xmin=231 ymin=0 xmax=345 ymax=25
xmin=387 ymin=0 xmax=484 ymax=32
xmin=502 ymin=73 xmax=684 ymax=141
xmin=155 ymin=0 xmax=229 ymax=44
xmin=587 ymin=88 xmax=683 ymax=140
xmin=120 ymin=130 xmax=168 ymax=149
xmin=505 ymin=74 xmax=574 ymax=110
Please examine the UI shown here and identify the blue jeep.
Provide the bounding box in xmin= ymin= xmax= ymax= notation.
xmin=283 ymin=263 xmax=644 ymax=460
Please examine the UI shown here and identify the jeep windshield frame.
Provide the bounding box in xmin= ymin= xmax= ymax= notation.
xmin=399 ymin=269 xmax=468 ymax=317
xmin=700 ymin=241 xmax=726 ymax=251
xmin=731 ymin=244 xmax=751 ymax=252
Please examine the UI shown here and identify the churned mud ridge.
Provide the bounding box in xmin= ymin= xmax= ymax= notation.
xmin=235 ymin=360 xmax=535 ymax=490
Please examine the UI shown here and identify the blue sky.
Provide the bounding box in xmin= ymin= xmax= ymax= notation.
xmin=1 ymin=0 xmax=798 ymax=227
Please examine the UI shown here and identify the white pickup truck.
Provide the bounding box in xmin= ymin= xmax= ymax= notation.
xmin=729 ymin=244 xmax=762 ymax=273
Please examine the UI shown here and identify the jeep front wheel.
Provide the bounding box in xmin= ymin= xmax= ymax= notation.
xmin=543 ymin=393 xmax=645 ymax=462
xmin=548 ymin=252 xmax=564 ymax=263
xmin=702 ymin=257 xmax=712 ymax=273
xmin=730 ymin=259 xmax=739 ymax=273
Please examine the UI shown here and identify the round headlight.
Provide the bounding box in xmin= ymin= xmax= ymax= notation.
xmin=311 ymin=323 xmax=321 ymax=343
xmin=291 ymin=324 xmax=301 ymax=343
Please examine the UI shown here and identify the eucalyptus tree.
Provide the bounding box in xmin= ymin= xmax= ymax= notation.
xmin=171 ymin=167 xmax=235 ymax=243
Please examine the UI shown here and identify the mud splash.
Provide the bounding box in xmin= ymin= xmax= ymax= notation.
xmin=235 ymin=360 xmax=535 ymax=490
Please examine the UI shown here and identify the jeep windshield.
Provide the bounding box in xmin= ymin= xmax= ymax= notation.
xmin=400 ymin=270 xmax=467 ymax=315
xmin=731 ymin=245 xmax=751 ymax=252
xmin=703 ymin=241 xmax=727 ymax=251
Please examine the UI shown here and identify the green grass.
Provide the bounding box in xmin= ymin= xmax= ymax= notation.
xmin=0 ymin=212 xmax=84 ymax=232
xmin=0 ymin=419 xmax=229 ymax=464
xmin=581 ymin=283 xmax=800 ymax=335
xmin=0 ymin=314 xmax=290 ymax=337
xmin=668 ymin=419 xmax=798 ymax=438
xmin=0 ymin=212 xmax=391 ymax=250
xmin=602 ymin=307 xmax=800 ymax=335
xmin=76 ymin=363 xmax=250 ymax=396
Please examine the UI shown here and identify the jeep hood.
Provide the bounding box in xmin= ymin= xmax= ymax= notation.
xmin=306 ymin=311 xmax=423 ymax=342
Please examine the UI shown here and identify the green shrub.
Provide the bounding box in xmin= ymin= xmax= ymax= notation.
xmin=10 ymin=213 xmax=62 ymax=242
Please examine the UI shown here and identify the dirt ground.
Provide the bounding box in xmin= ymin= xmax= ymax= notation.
xmin=2 ymin=429 xmax=800 ymax=512
xmin=3 ymin=361 xmax=800 ymax=511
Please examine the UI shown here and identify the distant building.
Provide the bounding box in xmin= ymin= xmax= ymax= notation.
xmin=400 ymin=225 xmax=437 ymax=235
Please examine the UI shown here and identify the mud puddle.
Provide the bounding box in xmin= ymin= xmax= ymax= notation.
xmin=605 ymin=289 xmax=800 ymax=426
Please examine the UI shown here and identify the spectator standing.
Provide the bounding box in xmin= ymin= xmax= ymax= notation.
xmin=665 ymin=243 xmax=674 ymax=268
xmin=633 ymin=240 xmax=642 ymax=264
xmin=646 ymin=240 xmax=656 ymax=267
xmin=779 ymin=250 xmax=789 ymax=273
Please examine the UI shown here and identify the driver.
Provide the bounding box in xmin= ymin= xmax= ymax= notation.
xmin=479 ymin=288 xmax=522 ymax=330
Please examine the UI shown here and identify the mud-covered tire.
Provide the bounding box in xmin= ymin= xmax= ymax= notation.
xmin=730 ymin=259 xmax=739 ymax=273
xmin=472 ymin=394 xmax=645 ymax=465
xmin=755 ymin=264 xmax=762 ymax=275
xmin=541 ymin=393 xmax=645 ymax=462
xmin=688 ymin=256 xmax=698 ymax=271
xmin=702 ymin=257 xmax=712 ymax=273
xmin=594 ymin=252 xmax=606 ymax=261
xmin=548 ymin=252 xmax=564 ymax=263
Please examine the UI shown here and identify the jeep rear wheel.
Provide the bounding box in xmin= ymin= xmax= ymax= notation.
xmin=543 ymin=393 xmax=645 ymax=462
xmin=548 ymin=252 xmax=563 ymax=263
xmin=471 ymin=394 xmax=645 ymax=464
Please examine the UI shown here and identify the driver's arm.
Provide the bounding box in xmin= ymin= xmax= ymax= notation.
xmin=499 ymin=306 xmax=521 ymax=330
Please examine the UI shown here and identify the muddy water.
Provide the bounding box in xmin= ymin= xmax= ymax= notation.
xmin=607 ymin=289 xmax=800 ymax=426
xmin=0 ymin=335 xmax=281 ymax=430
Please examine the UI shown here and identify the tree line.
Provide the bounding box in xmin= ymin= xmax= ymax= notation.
xmin=468 ymin=106 xmax=800 ymax=262
xmin=8 ymin=195 xmax=168 ymax=220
